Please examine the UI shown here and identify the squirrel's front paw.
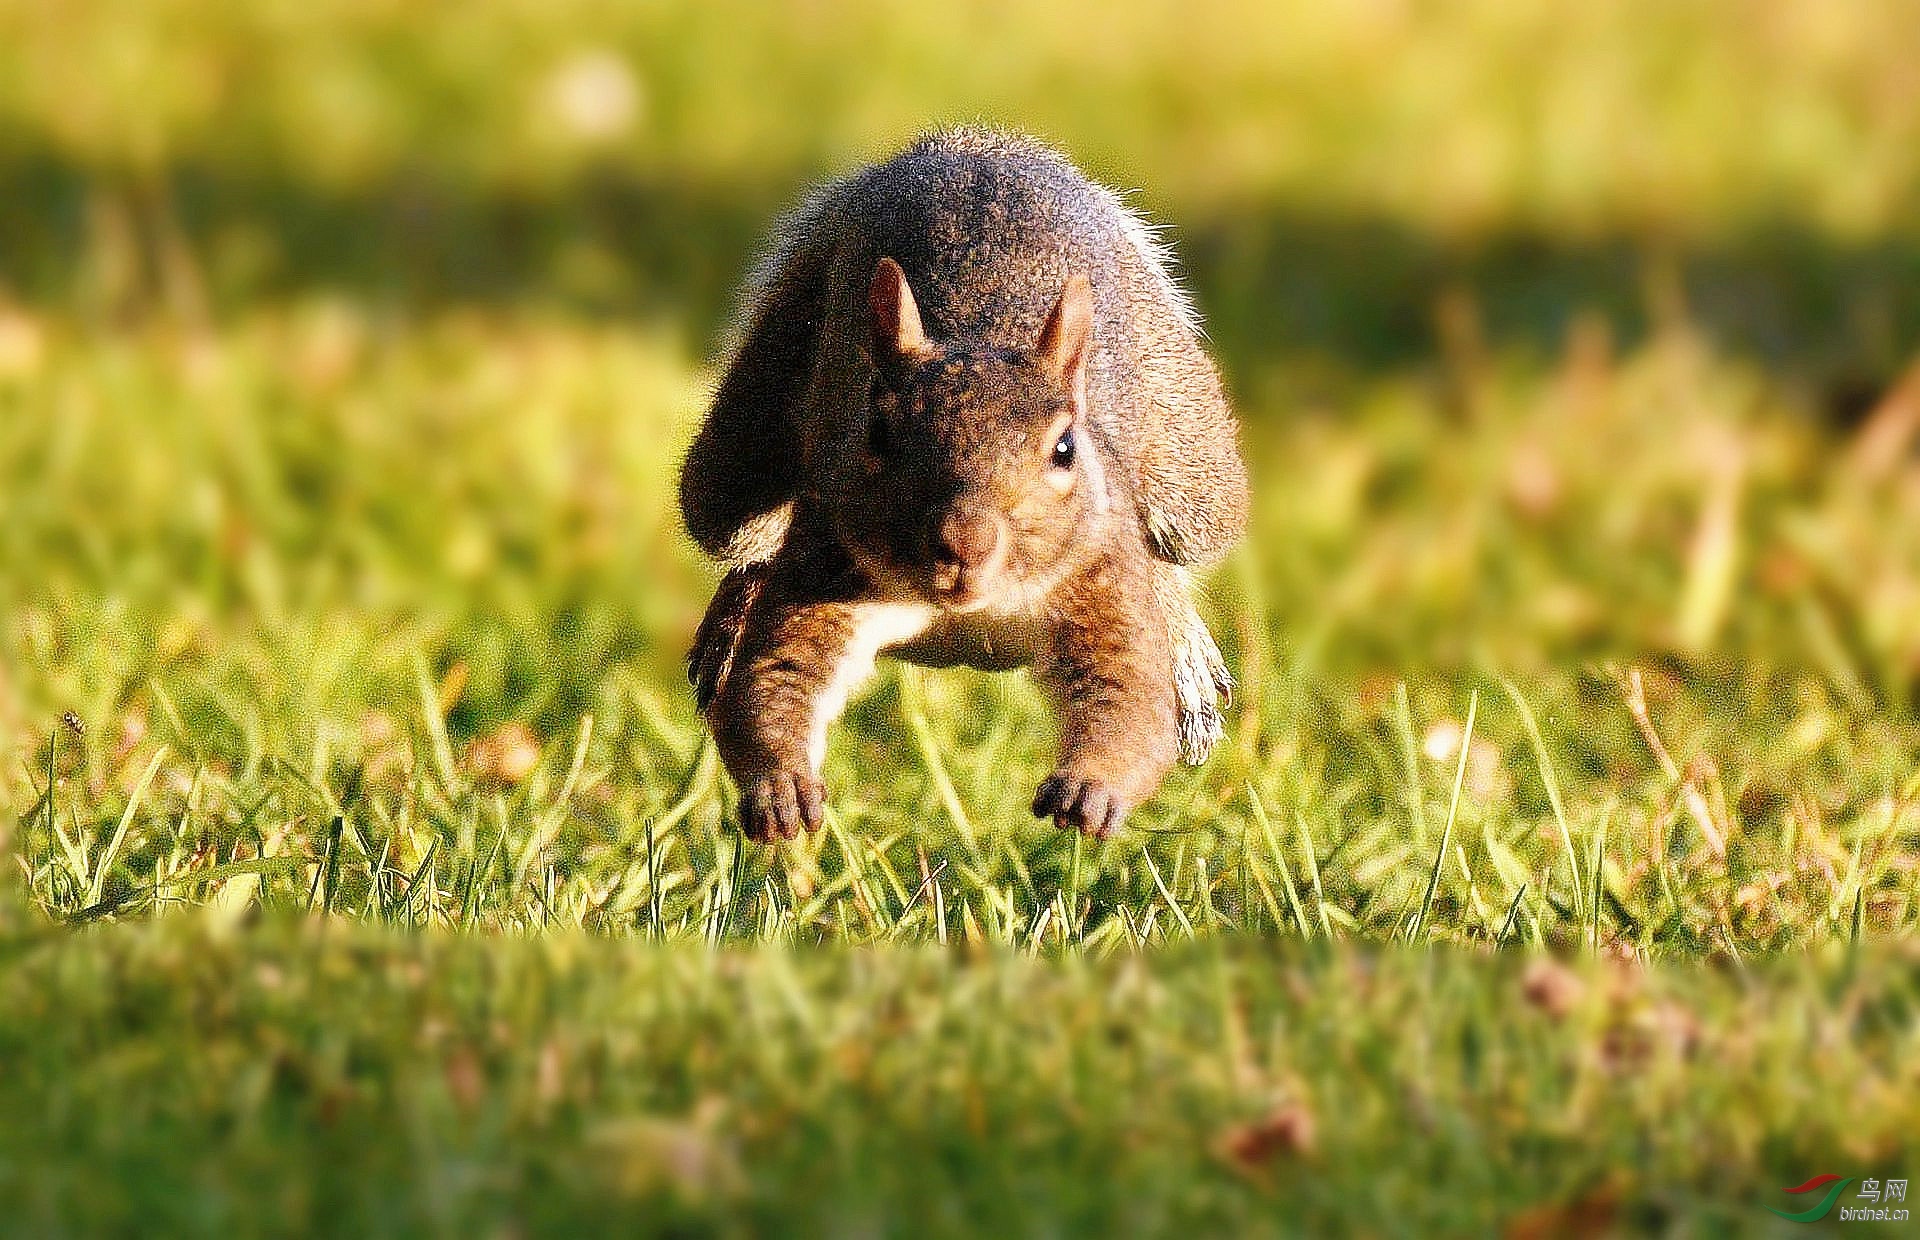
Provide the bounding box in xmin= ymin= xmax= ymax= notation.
xmin=1031 ymin=772 xmax=1130 ymax=839
xmin=740 ymin=771 xmax=826 ymax=841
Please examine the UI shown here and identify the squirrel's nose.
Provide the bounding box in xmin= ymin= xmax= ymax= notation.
xmin=931 ymin=507 xmax=1004 ymax=571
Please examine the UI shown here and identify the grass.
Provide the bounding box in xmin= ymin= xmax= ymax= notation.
xmin=5 ymin=0 xmax=1919 ymax=230
xmin=3 ymin=919 xmax=1917 ymax=1236
xmin=6 ymin=313 xmax=1914 ymax=958
xmin=3 ymin=288 xmax=1915 ymax=1236
xmin=3 ymin=0 xmax=1920 ymax=1233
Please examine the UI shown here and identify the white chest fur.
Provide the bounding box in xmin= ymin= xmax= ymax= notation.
xmin=804 ymin=599 xmax=1059 ymax=771
xmin=807 ymin=602 xmax=937 ymax=771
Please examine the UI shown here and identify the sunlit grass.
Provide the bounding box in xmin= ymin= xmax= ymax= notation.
xmin=4 ymin=307 xmax=1915 ymax=958
xmin=1 ymin=919 xmax=1915 ymax=1235
xmin=2 ymin=3 xmax=1919 ymax=1230
xmin=4 ymin=1 xmax=1917 ymax=233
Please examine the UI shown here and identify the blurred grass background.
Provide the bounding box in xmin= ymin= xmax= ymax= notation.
xmin=3 ymin=0 xmax=1920 ymax=369
xmin=2 ymin=1 xmax=1920 ymax=1233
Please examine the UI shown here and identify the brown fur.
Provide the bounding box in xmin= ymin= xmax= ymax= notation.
xmin=680 ymin=128 xmax=1246 ymax=840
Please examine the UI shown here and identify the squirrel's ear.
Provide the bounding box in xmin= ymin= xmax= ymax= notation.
xmin=868 ymin=257 xmax=930 ymax=362
xmin=1036 ymin=273 xmax=1093 ymax=386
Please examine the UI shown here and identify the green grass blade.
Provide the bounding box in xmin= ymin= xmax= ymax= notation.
xmin=1141 ymin=848 xmax=1196 ymax=939
xmin=1496 ymin=883 xmax=1528 ymax=947
xmin=1393 ymin=682 xmax=1428 ymax=851
xmin=1246 ymin=784 xmax=1310 ymax=939
xmin=1410 ymin=690 xmax=1476 ymax=943
xmin=83 ymin=746 xmax=168 ymax=909
xmin=1293 ymin=810 xmax=1334 ymax=940
xmin=1501 ymin=677 xmax=1582 ymax=920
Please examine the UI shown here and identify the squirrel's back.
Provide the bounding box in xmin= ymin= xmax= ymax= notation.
xmin=791 ymin=129 xmax=1194 ymax=343
xmin=686 ymin=128 xmax=1248 ymax=568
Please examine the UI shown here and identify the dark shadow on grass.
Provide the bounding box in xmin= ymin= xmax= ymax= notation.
xmin=4 ymin=151 xmax=1919 ymax=405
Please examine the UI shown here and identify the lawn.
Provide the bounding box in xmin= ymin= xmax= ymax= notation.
xmin=3 ymin=921 xmax=1916 ymax=1235
xmin=3 ymin=1 xmax=1920 ymax=1234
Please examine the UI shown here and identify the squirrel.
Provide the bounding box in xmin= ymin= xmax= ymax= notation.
xmin=679 ymin=127 xmax=1248 ymax=841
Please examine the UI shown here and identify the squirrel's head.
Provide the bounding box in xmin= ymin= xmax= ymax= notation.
xmin=832 ymin=257 xmax=1105 ymax=612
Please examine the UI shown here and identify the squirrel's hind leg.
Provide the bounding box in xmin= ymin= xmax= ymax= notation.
xmin=688 ymin=566 xmax=767 ymax=713
xmin=1153 ymin=564 xmax=1235 ymax=766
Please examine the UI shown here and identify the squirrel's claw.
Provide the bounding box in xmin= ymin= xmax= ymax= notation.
xmin=1032 ymin=772 xmax=1129 ymax=839
xmin=741 ymin=771 xmax=826 ymax=842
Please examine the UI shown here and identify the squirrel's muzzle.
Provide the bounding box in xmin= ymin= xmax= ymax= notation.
xmin=925 ymin=505 xmax=1008 ymax=605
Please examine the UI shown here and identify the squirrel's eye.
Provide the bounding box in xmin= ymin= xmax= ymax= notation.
xmin=1049 ymin=429 xmax=1076 ymax=471
xmin=868 ymin=412 xmax=891 ymax=457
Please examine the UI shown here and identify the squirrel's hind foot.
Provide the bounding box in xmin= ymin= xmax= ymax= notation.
xmin=1172 ymin=609 xmax=1233 ymax=766
xmin=688 ymin=567 xmax=766 ymax=713
xmin=1153 ymin=563 xmax=1233 ymax=766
